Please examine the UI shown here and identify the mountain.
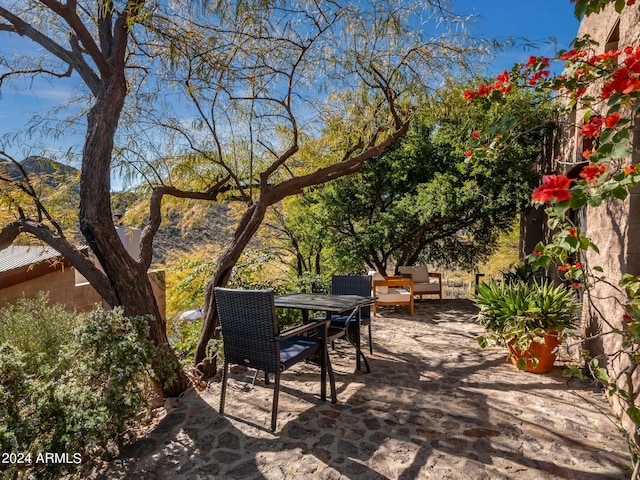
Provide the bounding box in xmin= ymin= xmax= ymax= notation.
xmin=0 ymin=156 xmax=78 ymax=183
xmin=2 ymin=156 xmax=233 ymax=264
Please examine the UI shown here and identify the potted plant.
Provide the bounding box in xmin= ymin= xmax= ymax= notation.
xmin=474 ymin=279 xmax=580 ymax=373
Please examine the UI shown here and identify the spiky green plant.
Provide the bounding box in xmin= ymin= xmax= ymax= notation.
xmin=474 ymin=280 xmax=580 ymax=354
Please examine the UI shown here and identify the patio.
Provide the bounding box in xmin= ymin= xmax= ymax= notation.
xmin=97 ymin=300 xmax=631 ymax=479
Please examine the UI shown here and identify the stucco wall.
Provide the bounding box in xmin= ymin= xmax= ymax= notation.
xmin=0 ymin=267 xmax=167 ymax=322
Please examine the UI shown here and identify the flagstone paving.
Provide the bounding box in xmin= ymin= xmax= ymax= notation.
xmin=95 ymin=300 xmax=632 ymax=479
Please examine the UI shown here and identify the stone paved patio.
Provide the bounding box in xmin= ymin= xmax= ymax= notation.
xmin=95 ymin=299 xmax=632 ymax=479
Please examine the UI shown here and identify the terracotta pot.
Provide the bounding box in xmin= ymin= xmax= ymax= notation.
xmin=507 ymin=331 xmax=560 ymax=373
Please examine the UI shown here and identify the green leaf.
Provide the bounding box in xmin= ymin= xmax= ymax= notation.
xmin=594 ymin=367 xmax=610 ymax=384
xmin=627 ymin=406 xmax=640 ymax=427
xmin=611 ymin=187 xmax=628 ymax=200
xmin=611 ymin=142 xmax=632 ymax=159
xmin=574 ymin=0 xmax=588 ymax=18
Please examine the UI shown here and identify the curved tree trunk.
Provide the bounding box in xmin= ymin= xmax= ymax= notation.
xmin=195 ymin=201 xmax=268 ymax=365
xmin=79 ymin=75 xmax=189 ymax=397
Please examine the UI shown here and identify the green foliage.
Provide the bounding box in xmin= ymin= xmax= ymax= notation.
xmin=501 ymin=261 xmax=545 ymax=285
xmin=282 ymin=80 xmax=556 ymax=275
xmin=572 ymin=0 xmax=631 ymax=18
xmin=0 ymin=300 xmax=160 ymax=478
xmin=171 ymin=317 xmax=204 ymax=366
xmin=0 ymin=293 xmax=81 ymax=371
xmin=474 ymin=279 xmax=580 ymax=354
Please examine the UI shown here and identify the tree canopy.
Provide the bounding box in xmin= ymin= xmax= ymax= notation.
xmin=280 ymin=80 xmax=558 ymax=276
xmin=0 ymin=0 xmax=491 ymax=378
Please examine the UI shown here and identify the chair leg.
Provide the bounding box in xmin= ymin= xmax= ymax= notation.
xmin=320 ymin=343 xmax=327 ymax=401
xmin=220 ymin=362 xmax=229 ymax=415
xmin=368 ymin=323 xmax=373 ymax=354
xmin=271 ymin=371 xmax=281 ymax=431
xmin=320 ymin=343 xmax=338 ymax=403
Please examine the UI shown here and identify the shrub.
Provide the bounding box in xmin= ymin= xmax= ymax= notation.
xmin=0 ymin=292 xmax=81 ymax=370
xmin=0 ymin=300 xmax=158 ymax=479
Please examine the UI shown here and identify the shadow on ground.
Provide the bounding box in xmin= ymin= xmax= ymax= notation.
xmin=94 ymin=300 xmax=631 ymax=480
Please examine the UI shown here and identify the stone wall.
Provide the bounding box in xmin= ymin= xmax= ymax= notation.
xmin=558 ymin=3 xmax=640 ymax=440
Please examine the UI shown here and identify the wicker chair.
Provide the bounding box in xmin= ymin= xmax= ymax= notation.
xmin=214 ymin=287 xmax=334 ymax=431
xmin=328 ymin=275 xmax=373 ymax=355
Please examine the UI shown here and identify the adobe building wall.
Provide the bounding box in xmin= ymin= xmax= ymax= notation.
xmin=0 ymin=267 xmax=167 ymax=322
xmin=558 ymin=4 xmax=640 ymax=440
xmin=0 ymin=267 xmax=104 ymax=311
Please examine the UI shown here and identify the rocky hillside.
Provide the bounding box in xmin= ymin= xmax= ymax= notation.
xmin=0 ymin=156 xmax=78 ymax=183
xmin=4 ymin=156 xmax=233 ymax=265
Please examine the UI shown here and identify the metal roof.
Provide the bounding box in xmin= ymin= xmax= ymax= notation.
xmin=0 ymin=245 xmax=64 ymax=273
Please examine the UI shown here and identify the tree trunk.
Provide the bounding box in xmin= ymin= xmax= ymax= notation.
xmin=79 ymin=75 xmax=189 ymax=397
xmin=195 ymin=201 xmax=268 ymax=365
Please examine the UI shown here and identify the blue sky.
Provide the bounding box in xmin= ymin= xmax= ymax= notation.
xmin=0 ymin=1 xmax=581 ymax=154
xmin=457 ymin=0 xmax=580 ymax=73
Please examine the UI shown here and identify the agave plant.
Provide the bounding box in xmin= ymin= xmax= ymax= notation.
xmin=474 ymin=280 xmax=580 ymax=354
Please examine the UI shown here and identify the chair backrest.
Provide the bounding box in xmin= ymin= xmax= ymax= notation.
xmin=214 ymin=288 xmax=280 ymax=374
xmin=331 ymin=275 xmax=372 ymax=320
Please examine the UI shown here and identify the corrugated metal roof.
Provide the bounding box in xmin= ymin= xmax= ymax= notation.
xmin=0 ymin=245 xmax=63 ymax=273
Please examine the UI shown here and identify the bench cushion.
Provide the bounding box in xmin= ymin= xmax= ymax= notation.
xmin=375 ymin=287 xmax=412 ymax=303
xmin=398 ymin=265 xmax=430 ymax=283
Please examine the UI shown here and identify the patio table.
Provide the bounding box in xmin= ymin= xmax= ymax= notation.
xmin=274 ymin=293 xmax=375 ymax=373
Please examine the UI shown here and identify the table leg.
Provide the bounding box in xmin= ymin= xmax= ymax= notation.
xmin=351 ymin=308 xmax=370 ymax=373
xmin=322 ymin=315 xmax=337 ymax=402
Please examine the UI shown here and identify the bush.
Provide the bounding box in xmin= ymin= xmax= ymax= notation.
xmin=0 ymin=299 xmax=158 ymax=479
xmin=0 ymin=292 xmax=81 ymax=370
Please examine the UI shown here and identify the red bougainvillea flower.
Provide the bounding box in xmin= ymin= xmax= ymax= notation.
xmin=496 ymin=70 xmax=510 ymax=83
xmin=462 ymin=70 xmax=511 ymax=99
xmin=572 ymin=87 xmax=587 ymax=99
xmin=526 ymin=56 xmax=538 ymax=67
xmin=471 ymin=130 xmax=480 ymax=139
xmin=605 ymin=112 xmax=621 ymax=128
xmin=582 ymin=149 xmax=594 ymax=159
xmin=625 ymin=164 xmax=637 ymax=175
xmin=580 ymin=163 xmax=607 ymax=182
xmin=629 ymin=0 xmax=637 ymax=6
xmin=561 ymin=49 xmax=588 ymax=62
xmin=589 ymin=50 xmax=621 ymax=66
xmin=602 ymin=67 xmax=640 ymax=98
xmin=568 ymin=228 xmax=577 ymax=237
xmin=582 ymin=116 xmax=604 ymax=138
xmin=624 ymin=314 xmax=633 ymax=322
xmin=533 ymin=249 xmax=543 ymax=256
xmin=531 ymin=175 xmax=573 ymax=203
xmin=465 ymin=150 xmax=473 ymax=157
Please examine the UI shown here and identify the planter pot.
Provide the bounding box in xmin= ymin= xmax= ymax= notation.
xmin=507 ymin=331 xmax=560 ymax=373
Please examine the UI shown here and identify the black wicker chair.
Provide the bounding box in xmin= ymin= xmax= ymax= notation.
xmin=214 ymin=287 xmax=335 ymax=431
xmin=327 ymin=275 xmax=373 ymax=372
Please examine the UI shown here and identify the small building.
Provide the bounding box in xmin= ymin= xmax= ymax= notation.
xmin=0 ymin=242 xmax=166 ymax=320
